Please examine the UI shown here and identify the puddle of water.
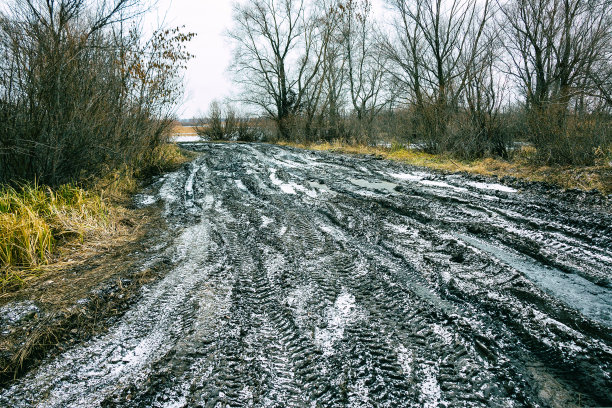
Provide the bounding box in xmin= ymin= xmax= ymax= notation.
xmin=457 ymin=233 xmax=612 ymax=327
xmin=350 ymin=178 xmax=398 ymax=193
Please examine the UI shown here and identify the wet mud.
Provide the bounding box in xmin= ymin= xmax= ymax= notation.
xmin=1 ymin=143 xmax=610 ymax=407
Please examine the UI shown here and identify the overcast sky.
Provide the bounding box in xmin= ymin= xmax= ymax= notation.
xmin=146 ymin=0 xmax=235 ymax=119
xmin=149 ymin=0 xmax=387 ymax=119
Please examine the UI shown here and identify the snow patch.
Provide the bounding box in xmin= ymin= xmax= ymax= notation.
xmin=314 ymin=291 xmax=364 ymax=355
xmin=419 ymin=179 xmax=467 ymax=192
xmin=396 ymin=344 xmax=413 ymax=377
xmin=419 ymin=365 xmax=442 ymax=408
xmin=261 ymin=215 xmax=273 ymax=228
xmin=389 ymin=172 xmax=424 ymax=181
xmin=280 ymin=184 xmax=296 ymax=194
xmin=135 ymin=194 xmax=157 ymax=206
xmin=235 ymin=180 xmax=247 ymax=191
xmin=467 ymin=181 xmax=517 ymax=193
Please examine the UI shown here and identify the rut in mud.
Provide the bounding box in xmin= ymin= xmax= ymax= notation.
xmin=1 ymin=143 xmax=611 ymax=407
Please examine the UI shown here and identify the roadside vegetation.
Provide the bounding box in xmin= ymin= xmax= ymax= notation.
xmin=0 ymin=0 xmax=195 ymax=292
xmin=0 ymin=0 xmax=196 ymax=382
xmin=212 ymin=0 xmax=611 ymax=192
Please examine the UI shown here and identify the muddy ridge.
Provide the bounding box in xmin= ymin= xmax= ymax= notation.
xmin=1 ymin=143 xmax=610 ymax=407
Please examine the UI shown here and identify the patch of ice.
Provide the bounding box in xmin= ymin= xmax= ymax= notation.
xmin=467 ymin=181 xmax=517 ymax=193
xmin=314 ymin=291 xmax=364 ymax=356
xmin=279 ymin=184 xmax=296 ymax=194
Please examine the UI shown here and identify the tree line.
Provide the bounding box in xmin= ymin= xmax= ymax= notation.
xmin=225 ymin=0 xmax=611 ymax=164
xmin=0 ymin=0 xmax=194 ymax=186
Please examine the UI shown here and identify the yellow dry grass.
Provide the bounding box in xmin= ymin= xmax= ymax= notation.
xmin=0 ymin=143 xmax=196 ymax=293
xmin=0 ymin=183 xmax=112 ymax=289
xmin=172 ymin=124 xmax=199 ymax=135
xmin=280 ymin=141 xmax=612 ymax=194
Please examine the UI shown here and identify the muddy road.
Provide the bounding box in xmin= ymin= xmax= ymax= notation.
xmin=2 ymin=143 xmax=611 ymax=407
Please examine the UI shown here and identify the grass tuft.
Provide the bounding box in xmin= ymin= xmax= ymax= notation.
xmin=0 ymin=183 xmax=109 ymax=290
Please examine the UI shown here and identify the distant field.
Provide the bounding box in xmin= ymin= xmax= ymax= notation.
xmin=171 ymin=124 xmax=200 ymax=142
xmin=172 ymin=124 xmax=199 ymax=135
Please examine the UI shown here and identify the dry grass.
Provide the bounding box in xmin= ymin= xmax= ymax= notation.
xmin=94 ymin=143 xmax=196 ymax=202
xmin=0 ymin=143 xmax=196 ymax=293
xmin=281 ymin=141 xmax=612 ymax=194
xmin=171 ymin=124 xmax=199 ymax=135
xmin=0 ymin=183 xmax=116 ymax=291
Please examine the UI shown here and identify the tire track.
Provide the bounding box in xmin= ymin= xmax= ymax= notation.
xmin=1 ymin=142 xmax=610 ymax=407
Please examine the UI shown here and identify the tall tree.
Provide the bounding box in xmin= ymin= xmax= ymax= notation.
xmin=228 ymin=0 xmax=329 ymax=139
xmin=341 ymin=0 xmax=389 ymax=139
xmin=383 ymin=0 xmax=492 ymax=151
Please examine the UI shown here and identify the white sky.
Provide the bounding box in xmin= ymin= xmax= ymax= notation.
xmin=146 ymin=0 xmax=236 ymax=119
xmin=148 ymin=0 xmax=388 ymax=119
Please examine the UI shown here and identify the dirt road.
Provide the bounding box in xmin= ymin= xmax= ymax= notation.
xmin=1 ymin=143 xmax=610 ymax=407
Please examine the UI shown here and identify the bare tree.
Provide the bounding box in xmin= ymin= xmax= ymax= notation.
xmin=0 ymin=0 xmax=193 ymax=184
xmin=501 ymin=0 xmax=610 ymax=111
xmin=341 ymin=0 xmax=389 ymax=141
xmin=384 ymin=0 xmax=493 ymax=151
xmin=228 ymin=0 xmax=329 ymax=139
xmin=500 ymin=0 xmax=611 ymax=162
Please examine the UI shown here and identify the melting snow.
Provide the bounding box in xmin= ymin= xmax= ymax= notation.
xmin=389 ymin=172 xmax=424 ymax=181
xmin=280 ymin=184 xmax=296 ymax=194
xmin=261 ymin=216 xmax=273 ymax=227
xmin=135 ymin=194 xmax=157 ymax=206
xmin=467 ymin=181 xmax=517 ymax=193
xmin=420 ymin=365 xmax=442 ymax=408
xmin=314 ymin=291 xmax=364 ymax=355
xmin=419 ymin=179 xmax=467 ymax=192
xmin=235 ymin=180 xmax=247 ymax=191
xmin=396 ymin=344 xmax=413 ymax=377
